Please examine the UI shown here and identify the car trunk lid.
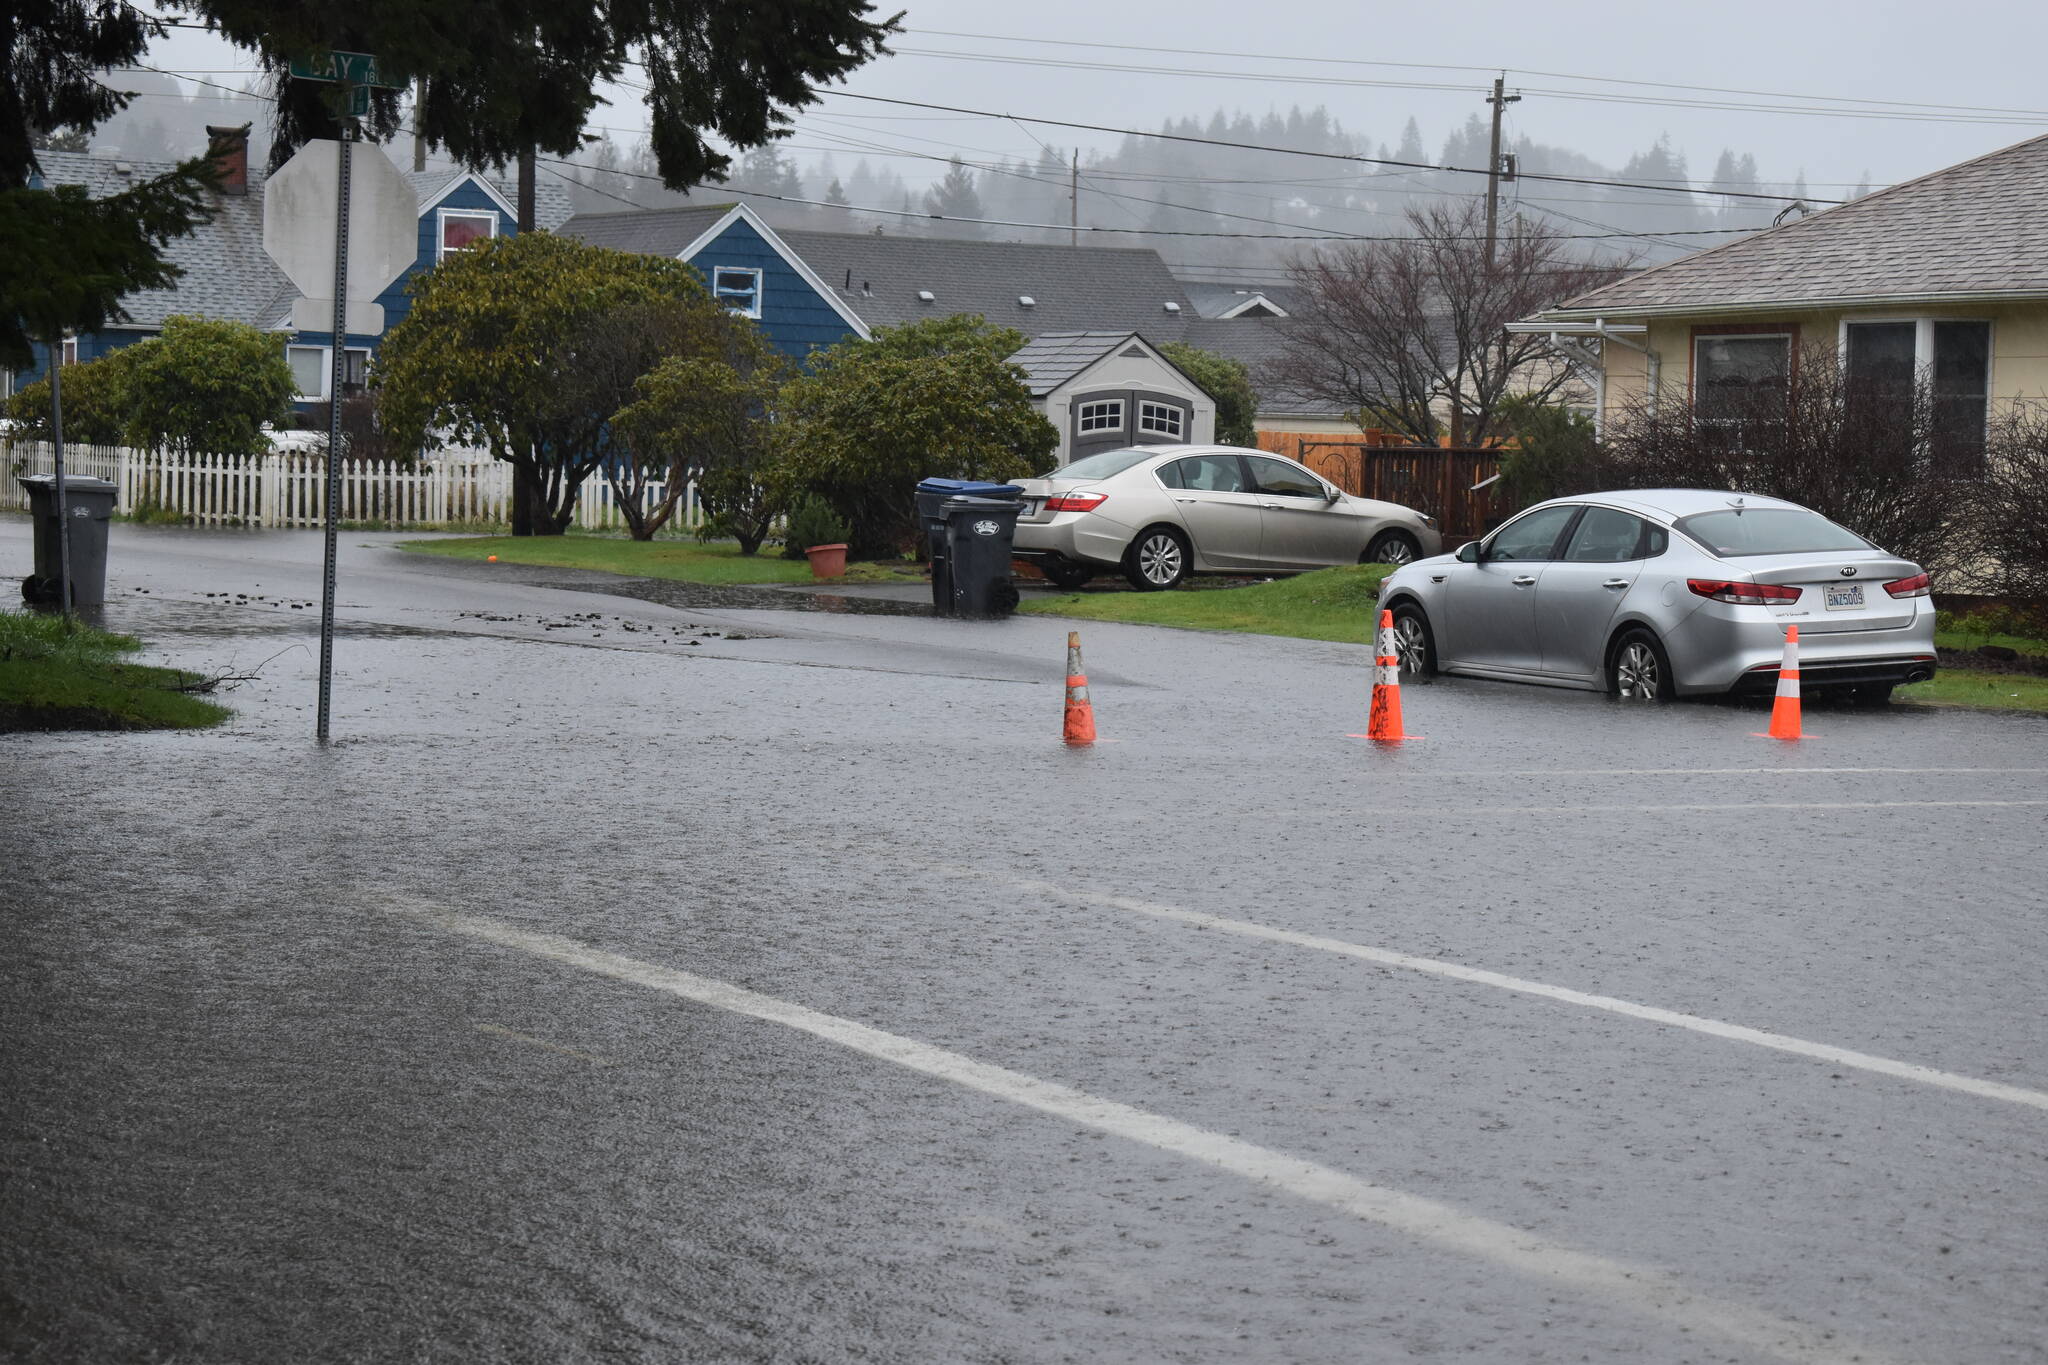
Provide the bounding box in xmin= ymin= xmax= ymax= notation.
xmin=1746 ymin=551 xmax=1923 ymax=632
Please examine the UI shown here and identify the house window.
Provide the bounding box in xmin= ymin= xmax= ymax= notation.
xmin=1843 ymin=318 xmax=1990 ymax=467
xmin=438 ymin=210 xmax=497 ymax=261
xmin=1694 ymin=333 xmax=1791 ymax=423
xmin=59 ymin=336 xmax=80 ymax=367
xmin=712 ymin=267 xmax=763 ymax=318
xmin=1077 ymin=399 xmax=1124 ymax=433
xmin=1138 ymin=402 xmax=1184 ymax=439
xmin=288 ymin=345 xmax=372 ymax=401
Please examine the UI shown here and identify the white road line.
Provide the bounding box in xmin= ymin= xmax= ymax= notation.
xmin=1412 ymin=768 xmax=2048 ymax=777
xmin=960 ymin=871 xmax=2048 ymax=1116
xmin=1351 ymin=800 xmax=2048 ymax=814
xmin=415 ymin=905 xmax=1886 ymax=1365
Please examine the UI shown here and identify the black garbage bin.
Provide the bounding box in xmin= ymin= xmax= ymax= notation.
xmin=18 ymin=474 xmax=119 ymax=609
xmin=915 ymin=478 xmax=1021 ymax=615
xmin=942 ymin=493 xmax=1025 ymax=619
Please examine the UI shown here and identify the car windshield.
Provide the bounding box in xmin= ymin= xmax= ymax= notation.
xmin=1674 ymin=508 xmax=1873 ymax=556
xmin=1056 ymin=449 xmax=1156 ymax=481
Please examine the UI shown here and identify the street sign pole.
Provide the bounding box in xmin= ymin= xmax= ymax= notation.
xmin=315 ymin=99 xmax=353 ymax=743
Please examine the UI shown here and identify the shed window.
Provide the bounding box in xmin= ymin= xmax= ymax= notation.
xmin=1138 ymin=402 xmax=1184 ymax=438
xmin=1077 ymin=400 xmax=1124 ymax=433
xmin=713 ymin=267 xmax=763 ymax=318
xmin=439 ymin=210 xmax=496 ymax=261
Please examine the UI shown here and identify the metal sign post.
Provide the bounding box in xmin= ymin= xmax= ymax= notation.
xmin=316 ymin=110 xmax=352 ymax=742
xmin=286 ymin=52 xmax=402 ymax=742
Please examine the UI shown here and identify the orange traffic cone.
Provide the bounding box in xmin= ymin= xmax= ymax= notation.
xmin=1365 ymin=608 xmax=1406 ymax=741
xmin=1063 ymin=631 xmax=1096 ymax=746
xmin=1765 ymin=625 xmax=1802 ymax=740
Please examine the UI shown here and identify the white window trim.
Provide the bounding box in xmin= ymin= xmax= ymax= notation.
xmin=1839 ymin=316 xmax=1994 ymax=454
xmin=1138 ymin=401 xmax=1184 ymax=438
xmin=1077 ymin=399 xmax=1125 ymax=433
xmin=436 ymin=207 xmax=498 ymax=263
xmin=711 ymin=266 xmax=764 ymax=319
xmin=288 ymin=344 xmax=372 ymax=402
xmin=59 ymin=335 xmax=80 ymax=367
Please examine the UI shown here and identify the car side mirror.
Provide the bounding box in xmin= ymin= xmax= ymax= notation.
xmin=1323 ymin=486 xmax=1342 ymax=503
xmin=1455 ymin=541 xmax=1483 ymax=563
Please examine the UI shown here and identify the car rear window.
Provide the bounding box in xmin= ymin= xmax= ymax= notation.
xmin=1674 ymin=508 xmax=1872 ymax=556
xmin=1057 ymin=449 xmax=1155 ymax=481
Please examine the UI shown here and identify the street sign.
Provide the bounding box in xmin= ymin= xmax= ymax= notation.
xmin=263 ymin=140 xmax=417 ymax=309
xmin=288 ymin=51 xmax=403 ymax=89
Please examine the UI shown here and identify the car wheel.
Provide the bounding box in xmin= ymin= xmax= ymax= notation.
xmin=1041 ymin=563 xmax=1094 ymax=591
xmin=1364 ymin=531 xmax=1421 ymax=566
xmin=1608 ymin=630 xmax=1674 ymax=702
xmin=1123 ymin=526 xmax=1190 ymax=591
xmin=1389 ymin=601 xmax=1437 ymax=679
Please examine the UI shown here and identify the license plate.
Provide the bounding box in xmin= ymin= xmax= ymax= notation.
xmin=1824 ymin=583 xmax=1865 ymax=610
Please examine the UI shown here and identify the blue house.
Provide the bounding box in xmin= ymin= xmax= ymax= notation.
xmin=6 ymin=127 xmax=572 ymax=419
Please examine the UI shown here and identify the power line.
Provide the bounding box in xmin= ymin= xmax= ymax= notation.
xmin=814 ymin=90 xmax=1838 ymax=205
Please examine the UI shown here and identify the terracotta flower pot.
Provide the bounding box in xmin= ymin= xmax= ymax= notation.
xmin=804 ymin=543 xmax=848 ymax=579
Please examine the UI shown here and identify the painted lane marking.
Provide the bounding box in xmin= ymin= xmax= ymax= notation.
xmin=1403 ymin=767 xmax=2048 ymax=777
xmin=415 ymin=906 xmax=1886 ymax=1365
xmin=475 ymin=1021 xmax=614 ymax=1067
xmin=1340 ymin=800 xmax=2048 ymax=814
xmin=939 ymin=870 xmax=2048 ymax=1117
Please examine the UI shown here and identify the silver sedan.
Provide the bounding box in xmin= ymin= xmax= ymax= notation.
xmin=1376 ymin=489 xmax=1940 ymax=702
xmin=1010 ymin=444 xmax=1441 ymax=591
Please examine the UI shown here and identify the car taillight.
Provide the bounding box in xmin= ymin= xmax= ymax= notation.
xmin=1686 ymin=578 xmax=1802 ymax=605
xmin=1884 ymin=571 xmax=1931 ymax=598
xmin=1044 ymin=492 xmax=1107 ymax=512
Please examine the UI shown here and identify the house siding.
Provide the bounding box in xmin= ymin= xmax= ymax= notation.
xmin=685 ymin=218 xmax=858 ymax=358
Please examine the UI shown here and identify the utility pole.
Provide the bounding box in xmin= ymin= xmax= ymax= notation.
xmin=1483 ymin=75 xmax=1521 ymax=269
xmin=1070 ymin=150 xmax=1078 ymax=247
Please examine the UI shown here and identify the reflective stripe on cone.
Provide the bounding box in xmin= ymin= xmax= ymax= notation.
xmin=1063 ymin=631 xmax=1096 ymax=746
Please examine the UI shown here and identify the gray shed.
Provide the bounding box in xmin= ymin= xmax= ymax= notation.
xmin=1007 ymin=332 xmax=1217 ymax=467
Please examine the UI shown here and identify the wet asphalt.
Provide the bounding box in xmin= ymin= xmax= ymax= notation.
xmin=2 ymin=519 xmax=2045 ymax=1365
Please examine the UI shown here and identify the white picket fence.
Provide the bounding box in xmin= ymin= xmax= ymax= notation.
xmin=2 ymin=440 xmax=700 ymax=533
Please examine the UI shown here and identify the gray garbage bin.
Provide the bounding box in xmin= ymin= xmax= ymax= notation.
xmin=942 ymin=493 xmax=1025 ymax=619
xmin=915 ymin=478 xmax=1021 ymax=615
xmin=19 ymin=474 xmax=119 ymax=609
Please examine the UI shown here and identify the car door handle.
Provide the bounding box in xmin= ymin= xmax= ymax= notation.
xmin=1512 ymin=575 xmax=1538 ymax=587
xmin=1174 ymin=497 xmax=1197 ymax=504
xmin=1602 ymin=579 xmax=1630 ymax=590
xmin=1261 ymin=502 xmax=1285 ymax=510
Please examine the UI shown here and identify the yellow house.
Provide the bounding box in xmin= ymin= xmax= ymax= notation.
xmin=1510 ymin=132 xmax=2048 ymax=463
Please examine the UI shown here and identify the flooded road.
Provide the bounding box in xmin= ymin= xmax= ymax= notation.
xmin=5 ymin=521 xmax=2046 ymax=1364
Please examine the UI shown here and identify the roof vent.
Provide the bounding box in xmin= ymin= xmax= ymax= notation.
xmin=1163 ymin=301 xmax=1181 ymax=313
xmin=917 ymin=289 xmax=935 ymax=303
xmin=113 ymin=161 xmax=133 ymax=175
xmin=1018 ymin=295 xmax=1035 ymax=308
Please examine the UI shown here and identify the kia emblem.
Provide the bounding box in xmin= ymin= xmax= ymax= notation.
xmin=1838 ymin=566 xmax=1858 ymax=577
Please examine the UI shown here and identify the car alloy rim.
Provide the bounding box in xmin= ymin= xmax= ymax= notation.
xmin=1141 ymin=535 xmax=1182 ymax=584
xmin=1378 ymin=538 xmax=1415 ymax=565
xmin=1616 ymin=642 xmax=1660 ymax=699
xmin=1393 ymin=616 xmax=1427 ymax=673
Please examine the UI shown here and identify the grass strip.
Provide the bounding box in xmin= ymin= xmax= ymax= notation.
xmin=397 ymin=535 xmax=908 ymax=586
xmin=1897 ymin=672 xmax=2048 ymax=713
xmin=1019 ymin=565 xmax=1395 ymax=644
xmin=0 ymin=611 xmax=229 ymax=731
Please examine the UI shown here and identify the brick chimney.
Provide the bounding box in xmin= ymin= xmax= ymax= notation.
xmin=206 ymin=123 xmax=251 ymax=196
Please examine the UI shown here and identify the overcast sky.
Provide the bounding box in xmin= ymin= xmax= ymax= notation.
xmin=142 ymin=0 xmax=2048 ymax=201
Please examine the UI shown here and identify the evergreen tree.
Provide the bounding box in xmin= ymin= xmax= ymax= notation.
xmin=923 ymin=156 xmax=984 ymax=236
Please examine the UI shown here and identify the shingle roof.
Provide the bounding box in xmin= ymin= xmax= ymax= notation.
xmin=407 ymin=167 xmax=576 ymax=230
xmin=1543 ymin=132 xmax=2048 ymax=318
xmin=1006 ymin=332 xmax=1146 ymax=397
xmin=32 ymin=150 xmax=287 ymax=330
xmin=784 ymin=230 xmax=1196 ymax=336
xmin=557 ymin=204 xmax=736 ymax=255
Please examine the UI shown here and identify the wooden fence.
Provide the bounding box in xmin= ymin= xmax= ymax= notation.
xmin=3 ymin=440 xmax=699 ymax=533
xmin=1257 ymin=432 xmax=1505 ymax=543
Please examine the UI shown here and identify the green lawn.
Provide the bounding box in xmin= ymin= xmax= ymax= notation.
xmin=398 ymin=534 xmax=909 ymax=585
xmin=0 ymin=611 xmax=230 ymax=731
xmin=1897 ymin=671 xmax=2048 ymax=712
xmin=1020 ymin=565 xmax=1396 ymax=644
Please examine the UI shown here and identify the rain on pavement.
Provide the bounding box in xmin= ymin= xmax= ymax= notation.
xmin=4 ymin=520 xmax=2045 ymax=1364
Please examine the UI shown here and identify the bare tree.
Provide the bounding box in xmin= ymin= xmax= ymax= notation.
xmin=1974 ymin=404 xmax=2048 ymax=603
xmin=1265 ymin=201 xmax=1628 ymax=445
